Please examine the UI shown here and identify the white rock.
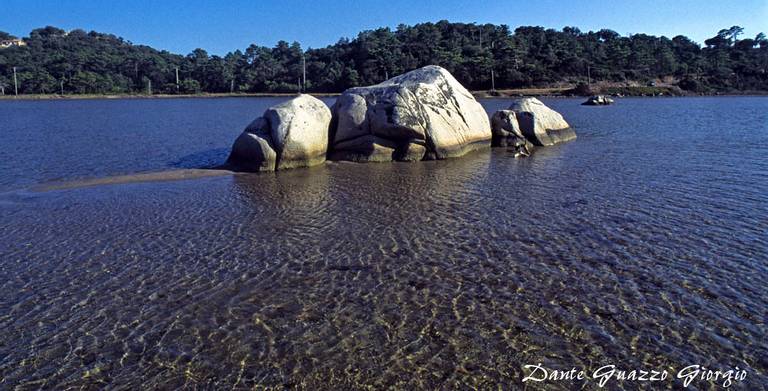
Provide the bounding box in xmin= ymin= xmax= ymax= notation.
xmin=329 ymin=65 xmax=491 ymax=162
xmin=509 ymin=98 xmax=575 ymax=146
xmin=228 ymin=94 xmax=331 ymax=171
xmin=491 ymin=110 xmax=524 ymax=139
xmin=228 ymin=118 xmax=277 ymax=172
xmin=490 ymin=109 xmax=533 ymax=155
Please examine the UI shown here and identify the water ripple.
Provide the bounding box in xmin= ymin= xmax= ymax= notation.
xmin=1 ymin=97 xmax=767 ymax=389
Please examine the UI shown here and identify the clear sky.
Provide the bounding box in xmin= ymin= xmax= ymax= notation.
xmin=1 ymin=0 xmax=766 ymax=55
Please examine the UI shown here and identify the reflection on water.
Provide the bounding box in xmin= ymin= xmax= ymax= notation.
xmin=1 ymin=97 xmax=767 ymax=389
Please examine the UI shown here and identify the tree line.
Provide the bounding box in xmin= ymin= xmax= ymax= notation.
xmin=0 ymin=22 xmax=766 ymax=95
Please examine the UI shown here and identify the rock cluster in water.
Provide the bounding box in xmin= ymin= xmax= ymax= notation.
xmin=228 ymin=66 xmax=575 ymax=171
xmin=582 ymin=95 xmax=614 ymax=106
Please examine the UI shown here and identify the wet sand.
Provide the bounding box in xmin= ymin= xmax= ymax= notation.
xmin=32 ymin=169 xmax=236 ymax=192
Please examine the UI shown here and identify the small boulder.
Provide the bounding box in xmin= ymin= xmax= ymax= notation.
xmin=490 ymin=110 xmax=533 ymax=157
xmin=228 ymin=118 xmax=278 ymax=171
xmin=582 ymin=95 xmax=614 ymax=106
xmin=329 ymin=65 xmax=491 ymax=162
xmin=509 ymin=98 xmax=576 ymax=146
xmin=227 ymin=94 xmax=331 ymax=171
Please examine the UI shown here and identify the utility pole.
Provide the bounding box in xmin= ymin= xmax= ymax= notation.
xmin=13 ymin=66 xmax=18 ymax=96
xmin=490 ymin=41 xmax=496 ymax=92
xmin=175 ymin=67 xmax=180 ymax=93
xmin=479 ymin=29 xmax=483 ymax=48
xmin=301 ymin=52 xmax=306 ymax=92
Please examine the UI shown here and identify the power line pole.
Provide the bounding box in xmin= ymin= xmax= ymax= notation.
xmin=478 ymin=28 xmax=483 ymax=47
xmin=490 ymin=41 xmax=496 ymax=92
xmin=301 ymin=52 xmax=306 ymax=93
xmin=13 ymin=66 xmax=18 ymax=96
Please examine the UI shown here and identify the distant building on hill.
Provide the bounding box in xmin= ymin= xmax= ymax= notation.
xmin=0 ymin=38 xmax=26 ymax=49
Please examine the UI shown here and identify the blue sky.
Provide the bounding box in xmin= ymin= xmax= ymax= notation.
xmin=1 ymin=0 xmax=766 ymax=55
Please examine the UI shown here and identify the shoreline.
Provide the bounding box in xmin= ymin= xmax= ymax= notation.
xmin=0 ymin=92 xmax=341 ymax=101
xmin=471 ymin=88 xmax=768 ymax=98
xmin=2 ymin=89 xmax=767 ymax=101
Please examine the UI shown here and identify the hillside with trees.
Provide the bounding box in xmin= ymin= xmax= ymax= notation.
xmin=0 ymin=22 xmax=766 ymax=95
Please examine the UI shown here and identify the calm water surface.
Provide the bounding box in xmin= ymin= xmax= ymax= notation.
xmin=0 ymin=97 xmax=767 ymax=389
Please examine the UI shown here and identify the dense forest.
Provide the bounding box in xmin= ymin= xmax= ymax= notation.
xmin=0 ymin=22 xmax=766 ymax=95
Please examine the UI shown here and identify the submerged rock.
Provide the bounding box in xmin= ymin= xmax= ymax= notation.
xmin=490 ymin=110 xmax=533 ymax=157
xmin=329 ymin=65 xmax=491 ymax=162
xmin=227 ymin=94 xmax=331 ymax=171
xmin=509 ymin=98 xmax=576 ymax=146
xmin=582 ymin=95 xmax=614 ymax=106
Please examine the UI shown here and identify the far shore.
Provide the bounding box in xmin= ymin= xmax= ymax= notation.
xmin=1 ymin=88 xmax=766 ymax=101
xmin=0 ymin=92 xmax=341 ymax=101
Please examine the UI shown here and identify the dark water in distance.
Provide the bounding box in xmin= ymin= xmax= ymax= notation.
xmin=1 ymin=97 xmax=767 ymax=389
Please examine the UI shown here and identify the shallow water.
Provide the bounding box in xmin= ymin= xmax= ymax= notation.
xmin=1 ymin=97 xmax=767 ymax=389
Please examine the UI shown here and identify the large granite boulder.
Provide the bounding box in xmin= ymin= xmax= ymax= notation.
xmin=227 ymin=94 xmax=331 ymax=171
xmin=490 ymin=110 xmax=533 ymax=157
xmin=329 ymin=65 xmax=491 ymax=162
xmin=509 ymin=98 xmax=576 ymax=146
